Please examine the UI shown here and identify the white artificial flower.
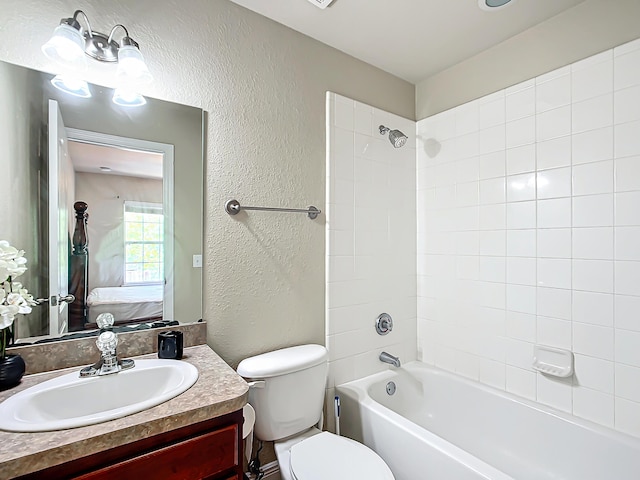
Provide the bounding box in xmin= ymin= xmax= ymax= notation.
xmin=0 ymin=305 xmax=18 ymax=329
xmin=0 ymin=241 xmax=34 ymax=336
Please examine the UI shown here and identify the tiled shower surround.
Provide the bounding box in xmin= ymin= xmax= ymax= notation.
xmin=325 ymin=92 xmax=417 ymax=396
xmin=417 ymin=38 xmax=640 ymax=436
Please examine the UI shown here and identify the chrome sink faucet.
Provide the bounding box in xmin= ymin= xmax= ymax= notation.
xmin=79 ymin=313 xmax=135 ymax=377
xmin=379 ymin=351 xmax=401 ymax=368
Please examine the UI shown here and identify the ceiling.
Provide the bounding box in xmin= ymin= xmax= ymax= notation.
xmin=229 ymin=0 xmax=586 ymax=84
xmin=68 ymin=141 xmax=163 ymax=180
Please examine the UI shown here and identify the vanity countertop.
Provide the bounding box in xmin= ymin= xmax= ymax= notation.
xmin=0 ymin=344 xmax=248 ymax=479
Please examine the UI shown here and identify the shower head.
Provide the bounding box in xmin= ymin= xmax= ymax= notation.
xmin=379 ymin=125 xmax=408 ymax=148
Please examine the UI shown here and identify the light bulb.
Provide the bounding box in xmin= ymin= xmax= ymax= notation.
xmin=116 ymin=45 xmax=153 ymax=86
xmin=112 ymin=88 xmax=147 ymax=107
xmin=50 ymin=75 xmax=91 ymax=98
xmin=41 ymin=23 xmax=87 ymax=71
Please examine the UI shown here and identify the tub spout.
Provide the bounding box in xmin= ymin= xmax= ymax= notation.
xmin=380 ymin=351 xmax=401 ymax=368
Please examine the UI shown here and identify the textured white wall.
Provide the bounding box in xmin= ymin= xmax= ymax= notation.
xmin=325 ymin=92 xmax=416 ymax=430
xmin=416 ymin=0 xmax=640 ymax=119
xmin=0 ymin=0 xmax=414 ymax=366
xmin=417 ymin=38 xmax=640 ymax=437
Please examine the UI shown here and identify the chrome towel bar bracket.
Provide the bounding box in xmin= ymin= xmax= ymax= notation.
xmin=225 ymin=199 xmax=320 ymax=220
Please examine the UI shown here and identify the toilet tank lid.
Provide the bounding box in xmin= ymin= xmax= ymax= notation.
xmin=237 ymin=344 xmax=327 ymax=378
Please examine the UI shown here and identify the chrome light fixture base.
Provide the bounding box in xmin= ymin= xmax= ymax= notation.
xmin=83 ymin=31 xmax=119 ymax=62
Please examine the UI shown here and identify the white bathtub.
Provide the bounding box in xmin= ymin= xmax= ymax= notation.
xmin=337 ymin=362 xmax=640 ymax=480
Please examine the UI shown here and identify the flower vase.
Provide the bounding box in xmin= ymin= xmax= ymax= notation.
xmin=0 ymin=354 xmax=25 ymax=390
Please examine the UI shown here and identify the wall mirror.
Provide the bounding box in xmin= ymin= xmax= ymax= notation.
xmin=0 ymin=60 xmax=204 ymax=345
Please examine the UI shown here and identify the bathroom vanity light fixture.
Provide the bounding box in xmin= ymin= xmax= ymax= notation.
xmin=42 ymin=9 xmax=152 ymax=105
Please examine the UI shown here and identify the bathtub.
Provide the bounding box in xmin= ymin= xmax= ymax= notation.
xmin=337 ymin=362 xmax=640 ymax=480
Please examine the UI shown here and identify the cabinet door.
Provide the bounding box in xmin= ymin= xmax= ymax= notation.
xmin=75 ymin=424 xmax=238 ymax=480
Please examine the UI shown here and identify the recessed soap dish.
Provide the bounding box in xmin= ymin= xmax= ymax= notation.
xmin=532 ymin=345 xmax=574 ymax=378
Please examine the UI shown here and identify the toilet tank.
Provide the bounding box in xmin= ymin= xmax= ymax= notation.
xmin=237 ymin=345 xmax=328 ymax=441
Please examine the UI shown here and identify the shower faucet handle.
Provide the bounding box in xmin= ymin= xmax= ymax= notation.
xmin=376 ymin=313 xmax=393 ymax=335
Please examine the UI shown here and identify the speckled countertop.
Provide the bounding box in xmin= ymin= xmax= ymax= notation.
xmin=0 ymin=345 xmax=248 ymax=479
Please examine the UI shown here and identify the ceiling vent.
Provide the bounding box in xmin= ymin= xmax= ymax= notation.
xmin=307 ymin=0 xmax=335 ymax=9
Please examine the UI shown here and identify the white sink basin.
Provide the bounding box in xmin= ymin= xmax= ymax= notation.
xmin=0 ymin=359 xmax=198 ymax=432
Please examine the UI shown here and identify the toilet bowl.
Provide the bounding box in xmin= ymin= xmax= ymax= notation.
xmin=274 ymin=427 xmax=394 ymax=480
xmin=237 ymin=345 xmax=395 ymax=480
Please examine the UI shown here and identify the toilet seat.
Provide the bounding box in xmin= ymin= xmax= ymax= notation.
xmin=289 ymin=432 xmax=394 ymax=480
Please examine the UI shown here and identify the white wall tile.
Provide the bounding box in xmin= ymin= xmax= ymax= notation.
xmin=537 ymin=136 xmax=571 ymax=171
xmin=507 ymin=230 xmax=536 ymax=257
xmin=572 ymin=94 xmax=613 ymax=134
xmin=537 ymin=106 xmax=571 ymax=142
xmin=616 ymin=329 xmax=640 ymax=368
xmin=573 ymin=160 xmax=614 ymax=196
xmin=506 ymin=201 xmax=536 ymax=229
xmin=572 ymin=127 xmax=613 ymax=165
xmin=615 ymin=261 xmax=640 ymax=296
xmin=574 ymin=387 xmax=614 ymax=427
xmin=506 ymin=366 xmax=537 ymax=400
xmin=537 ymin=258 xmax=571 ymax=289
xmin=572 ymin=291 xmax=613 ymax=327
xmin=572 ymin=227 xmax=614 ymax=260
xmin=480 ymin=256 xmax=506 ymax=283
xmin=615 ymin=295 xmax=640 ymax=332
xmin=537 ymin=374 xmax=572 ymax=412
xmin=506 ymin=173 xmax=536 ymax=202
xmin=507 ymin=257 xmax=536 ymax=286
xmin=574 ymin=354 xmax=614 ymax=393
xmin=572 ymin=58 xmax=613 ymax=103
xmin=537 ymin=287 xmax=571 ymax=320
xmin=615 ymin=397 xmax=640 ymax=437
xmin=479 ymin=125 xmax=506 ymax=154
xmin=414 ymin=44 xmax=640 ymax=437
xmin=479 ymin=177 xmax=506 ymax=204
xmin=506 ymin=116 xmax=536 ymax=149
xmin=538 ymin=198 xmax=571 ymax=228
xmin=479 ymin=97 xmax=505 ymax=130
xmin=537 ymin=167 xmax=572 ymax=199
xmin=615 ymin=191 xmax=640 ymax=226
xmin=536 ymin=73 xmax=571 ymax=113
xmin=572 ymin=194 xmax=614 ymax=227
xmin=506 ymin=144 xmax=536 ymax=175
xmin=615 ymin=156 xmax=640 ymax=192
xmin=354 ymin=102 xmax=373 ymax=135
xmin=574 ymin=322 xmax=614 ymax=360
xmin=506 ymin=86 xmax=535 ymax=121
xmin=537 ymin=315 xmax=571 ymax=349
xmin=479 ymin=230 xmax=506 ymax=256
xmin=479 ymin=204 xmax=506 ymax=230
xmin=506 ymin=284 xmax=537 ymax=314
xmin=615 ymin=120 xmax=640 ymax=158
xmin=616 ymin=227 xmax=640 ymax=261
xmin=479 ymin=151 xmax=506 ymax=179
xmin=614 ymin=85 xmax=640 ymax=124
xmin=616 ymin=364 xmax=640 ymax=402
xmin=506 ymin=311 xmax=536 ymax=342
xmin=572 ymin=259 xmax=614 ymax=294
xmin=614 ymin=48 xmax=640 ymax=91
xmin=537 ymin=228 xmax=571 ymax=259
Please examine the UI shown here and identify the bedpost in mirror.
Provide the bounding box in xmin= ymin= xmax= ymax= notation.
xmin=69 ymin=201 xmax=88 ymax=331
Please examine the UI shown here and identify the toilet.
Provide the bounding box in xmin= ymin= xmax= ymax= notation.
xmin=237 ymin=344 xmax=395 ymax=480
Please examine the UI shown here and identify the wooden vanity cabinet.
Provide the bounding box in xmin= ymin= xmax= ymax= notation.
xmin=17 ymin=410 xmax=244 ymax=480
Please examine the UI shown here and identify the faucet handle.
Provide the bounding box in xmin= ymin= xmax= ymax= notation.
xmin=96 ymin=331 xmax=118 ymax=354
xmin=96 ymin=312 xmax=115 ymax=329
